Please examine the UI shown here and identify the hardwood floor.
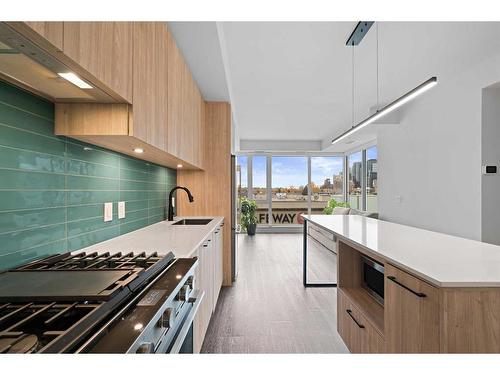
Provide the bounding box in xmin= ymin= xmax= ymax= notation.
xmin=201 ymin=233 xmax=348 ymax=353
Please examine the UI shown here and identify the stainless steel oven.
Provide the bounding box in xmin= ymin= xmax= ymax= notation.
xmin=360 ymin=255 xmax=385 ymax=305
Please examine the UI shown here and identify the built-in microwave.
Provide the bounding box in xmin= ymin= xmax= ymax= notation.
xmin=361 ymin=255 xmax=385 ymax=305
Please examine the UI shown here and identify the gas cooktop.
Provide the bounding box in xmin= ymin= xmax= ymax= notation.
xmin=0 ymin=250 xmax=177 ymax=353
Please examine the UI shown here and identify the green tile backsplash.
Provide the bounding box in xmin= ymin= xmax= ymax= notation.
xmin=0 ymin=80 xmax=177 ymax=270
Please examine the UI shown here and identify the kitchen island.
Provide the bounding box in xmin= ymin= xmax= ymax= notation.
xmin=302 ymin=214 xmax=500 ymax=353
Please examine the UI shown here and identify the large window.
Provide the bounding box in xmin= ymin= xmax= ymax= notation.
xmin=311 ymin=156 xmax=344 ymax=215
xmin=271 ymin=156 xmax=308 ymax=225
xmin=252 ymin=156 xmax=268 ymax=224
xmin=348 ymin=151 xmax=363 ymax=209
xmin=237 ymin=146 xmax=377 ymax=230
xmin=366 ymin=146 xmax=378 ymax=212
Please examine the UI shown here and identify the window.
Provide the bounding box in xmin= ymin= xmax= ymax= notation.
xmin=365 ymin=146 xmax=378 ymax=212
xmin=348 ymin=151 xmax=363 ymax=209
xmin=236 ymin=156 xmax=248 ymax=228
xmin=311 ymin=156 xmax=344 ymax=215
xmin=271 ymin=156 xmax=308 ymax=225
xmin=252 ymin=156 xmax=268 ymax=224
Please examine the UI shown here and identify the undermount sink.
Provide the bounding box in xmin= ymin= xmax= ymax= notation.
xmin=172 ymin=218 xmax=213 ymax=226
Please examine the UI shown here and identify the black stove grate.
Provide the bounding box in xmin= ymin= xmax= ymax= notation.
xmin=0 ymin=301 xmax=101 ymax=353
xmin=16 ymin=251 xmax=165 ymax=271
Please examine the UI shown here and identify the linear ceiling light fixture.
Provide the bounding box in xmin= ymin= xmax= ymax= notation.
xmin=331 ymin=76 xmax=437 ymax=145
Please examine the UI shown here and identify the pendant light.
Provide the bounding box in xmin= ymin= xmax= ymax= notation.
xmin=331 ymin=23 xmax=438 ymax=145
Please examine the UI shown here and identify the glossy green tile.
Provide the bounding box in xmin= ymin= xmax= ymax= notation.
xmin=0 ymin=208 xmax=65 ymax=234
xmin=0 ymin=102 xmax=55 ymax=137
xmin=0 ymin=223 xmax=65 ymax=254
xmin=0 ymin=124 xmax=65 ymax=156
xmin=67 ymin=191 xmax=119 ymax=206
xmin=66 ymin=159 xmax=119 ymax=178
xmin=124 ymin=200 xmax=149 ymax=212
xmin=0 ymin=80 xmax=176 ymax=269
xmin=148 ymin=206 xmax=164 ymax=218
xmin=120 ymin=218 xmax=149 ymax=235
xmin=0 ymin=146 xmax=65 ymax=173
xmin=120 ymin=179 xmax=149 ymax=191
xmin=120 ymin=156 xmax=150 ymax=172
xmin=0 ymin=191 xmax=65 ymax=211
xmin=148 ymin=191 xmax=167 ymax=201
xmin=66 ymin=141 xmax=119 ymax=167
xmin=67 ymin=204 xmax=104 ymax=222
xmin=120 ymin=168 xmax=150 ymax=182
xmin=149 ymin=199 xmax=166 ymax=209
xmin=67 ymin=226 xmax=120 ymax=252
xmin=68 ymin=216 xmax=118 ymax=237
xmin=0 ymin=169 xmax=65 ymax=190
xmin=120 ymin=208 xmax=148 ymax=224
xmin=0 ymin=81 xmax=53 ymax=120
xmin=67 ymin=175 xmax=119 ymax=191
xmin=120 ymin=190 xmax=148 ymax=202
xmin=0 ymin=239 xmax=66 ymax=271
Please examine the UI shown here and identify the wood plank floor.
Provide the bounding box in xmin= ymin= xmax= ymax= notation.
xmin=201 ymin=233 xmax=348 ymax=353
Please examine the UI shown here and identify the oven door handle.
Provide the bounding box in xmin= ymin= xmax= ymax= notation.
xmin=168 ymin=289 xmax=204 ymax=354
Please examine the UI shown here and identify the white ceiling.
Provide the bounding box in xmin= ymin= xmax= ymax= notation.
xmin=169 ymin=22 xmax=500 ymax=152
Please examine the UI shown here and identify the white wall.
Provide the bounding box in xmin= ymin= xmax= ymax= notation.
xmin=481 ymin=88 xmax=500 ymax=245
xmin=378 ymin=52 xmax=500 ymax=241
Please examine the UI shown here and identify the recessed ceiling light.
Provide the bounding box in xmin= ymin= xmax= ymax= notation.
xmin=133 ymin=148 xmax=144 ymax=154
xmin=177 ymin=164 xmax=183 ymax=168
xmin=58 ymin=72 xmax=93 ymax=89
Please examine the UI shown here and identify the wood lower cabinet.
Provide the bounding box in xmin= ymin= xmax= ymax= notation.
xmin=385 ymin=263 xmax=440 ymax=353
xmin=338 ymin=289 xmax=385 ymax=353
xmin=193 ymin=223 xmax=225 ymax=353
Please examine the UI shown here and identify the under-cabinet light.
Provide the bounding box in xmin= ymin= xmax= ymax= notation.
xmin=133 ymin=148 xmax=144 ymax=154
xmin=58 ymin=72 xmax=93 ymax=89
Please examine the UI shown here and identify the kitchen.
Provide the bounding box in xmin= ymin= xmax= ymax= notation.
xmin=2 ymin=1 xmax=500 ymax=373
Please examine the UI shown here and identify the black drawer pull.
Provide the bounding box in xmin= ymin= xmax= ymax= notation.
xmin=346 ymin=309 xmax=364 ymax=329
xmin=387 ymin=276 xmax=426 ymax=298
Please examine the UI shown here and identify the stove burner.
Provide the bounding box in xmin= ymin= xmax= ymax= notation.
xmin=0 ymin=334 xmax=38 ymax=353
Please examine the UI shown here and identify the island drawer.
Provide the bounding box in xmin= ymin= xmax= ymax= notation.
xmin=338 ymin=289 xmax=385 ymax=353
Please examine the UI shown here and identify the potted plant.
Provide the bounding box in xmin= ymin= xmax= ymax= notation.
xmin=323 ymin=198 xmax=350 ymax=215
xmin=240 ymin=197 xmax=258 ymax=235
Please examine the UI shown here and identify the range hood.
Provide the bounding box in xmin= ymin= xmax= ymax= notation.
xmin=0 ymin=23 xmax=113 ymax=102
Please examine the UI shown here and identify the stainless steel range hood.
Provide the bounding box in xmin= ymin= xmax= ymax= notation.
xmin=0 ymin=23 xmax=113 ymax=102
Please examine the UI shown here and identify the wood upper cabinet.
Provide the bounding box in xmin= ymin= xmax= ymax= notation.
xmin=167 ymin=27 xmax=204 ymax=167
xmin=24 ymin=22 xmax=64 ymax=51
xmin=385 ymin=263 xmax=440 ymax=353
xmin=63 ymin=22 xmax=133 ymax=103
xmin=131 ymin=22 xmax=168 ymax=150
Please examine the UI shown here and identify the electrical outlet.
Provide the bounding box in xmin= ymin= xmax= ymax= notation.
xmin=395 ymin=195 xmax=402 ymax=204
xmin=118 ymin=201 xmax=126 ymax=219
xmin=104 ymin=202 xmax=113 ymax=222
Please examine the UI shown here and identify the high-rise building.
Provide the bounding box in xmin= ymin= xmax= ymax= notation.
xmin=352 ymin=162 xmax=362 ymax=188
xmin=366 ymin=159 xmax=378 ymax=188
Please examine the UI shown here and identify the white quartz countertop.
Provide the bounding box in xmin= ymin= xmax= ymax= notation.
xmin=303 ymin=214 xmax=500 ymax=287
xmin=75 ymin=216 xmax=224 ymax=259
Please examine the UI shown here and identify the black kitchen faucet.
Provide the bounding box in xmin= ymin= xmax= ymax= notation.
xmin=167 ymin=186 xmax=194 ymax=221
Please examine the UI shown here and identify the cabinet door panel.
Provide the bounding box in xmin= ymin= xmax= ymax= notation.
xmin=25 ymin=22 xmax=63 ymax=50
xmin=385 ymin=263 xmax=440 ymax=353
xmin=132 ymin=22 xmax=168 ymax=150
xmin=63 ymin=22 xmax=133 ymax=102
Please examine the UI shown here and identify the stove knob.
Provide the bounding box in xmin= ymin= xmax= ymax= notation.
xmin=161 ymin=307 xmax=175 ymax=329
xmin=136 ymin=342 xmax=154 ymax=353
xmin=186 ymin=276 xmax=194 ymax=288
xmin=177 ymin=285 xmax=190 ymax=302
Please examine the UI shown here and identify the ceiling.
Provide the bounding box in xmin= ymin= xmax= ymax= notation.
xmin=170 ymin=22 xmax=500 ymax=152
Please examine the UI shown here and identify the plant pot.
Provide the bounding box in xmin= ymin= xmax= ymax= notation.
xmin=247 ymin=223 xmax=257 ymax=236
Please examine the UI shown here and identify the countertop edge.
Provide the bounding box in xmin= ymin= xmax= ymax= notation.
xmin=303 ymin=215 xmax=500 ymax=288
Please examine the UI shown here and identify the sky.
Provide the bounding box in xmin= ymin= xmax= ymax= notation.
xmin=236 ymin=146 xmax=377 ymax=189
